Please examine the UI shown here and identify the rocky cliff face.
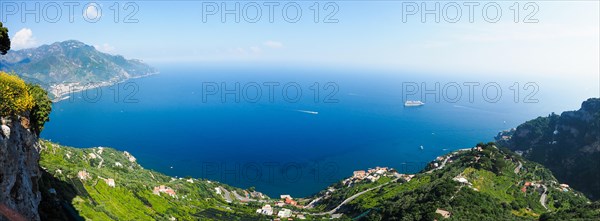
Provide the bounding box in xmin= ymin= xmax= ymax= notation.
xmin=0 ymin=116 xmax=41 ymax=221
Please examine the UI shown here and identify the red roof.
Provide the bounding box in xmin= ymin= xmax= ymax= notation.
xmin=285 ymin=197 xmax=297 ymax=205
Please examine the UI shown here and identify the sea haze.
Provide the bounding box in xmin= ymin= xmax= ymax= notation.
xmin=41 ymin=66 xmax=569 ymax=197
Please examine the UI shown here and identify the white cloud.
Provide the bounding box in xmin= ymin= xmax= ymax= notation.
xmin=11 ymin=28 xmax=37 ymax=49
xmin=83 ymin=3 xmax=102 ymax=20
xmin=94 ymin=43 xmax=116 ymax=54
xmin=263 ymin=41 xmax=283 ymax=49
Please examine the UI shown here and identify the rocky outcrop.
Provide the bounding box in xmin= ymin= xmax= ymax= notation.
xmin=0 ymin=116 xmax=41 ymax=221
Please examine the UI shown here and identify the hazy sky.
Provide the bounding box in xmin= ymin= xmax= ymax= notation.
xmin=2 ymin=1 xmax=599 ymax=83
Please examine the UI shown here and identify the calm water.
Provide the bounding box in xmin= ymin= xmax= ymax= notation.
xmin=41 ymin=66 xmax=580 ymax=197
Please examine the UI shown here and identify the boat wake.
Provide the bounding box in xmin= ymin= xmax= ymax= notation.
xmin=296 ymin=110 xmax=319 ymax=115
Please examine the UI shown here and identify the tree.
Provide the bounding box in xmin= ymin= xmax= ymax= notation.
xmin=0 ymin=22 xmax=9 ymax=55
xmin=493 ymin=157 xmax=507 ymax=175
xmin=27 ymin=83 xmax=52 ymax=135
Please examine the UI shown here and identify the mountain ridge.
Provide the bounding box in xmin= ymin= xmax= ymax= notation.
xmin=0 ymin=40 xmax=157 ymax=100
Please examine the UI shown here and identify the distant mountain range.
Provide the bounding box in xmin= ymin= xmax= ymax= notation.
xmin=0 ymin=40 xmax=157 ymax=99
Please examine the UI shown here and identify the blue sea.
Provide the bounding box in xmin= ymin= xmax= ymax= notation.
xmin=41 ymin=65 xmax=587 ymax=197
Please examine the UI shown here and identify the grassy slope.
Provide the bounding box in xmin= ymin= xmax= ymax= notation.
xmin=37 ymin=140 xmax=264 ymax=220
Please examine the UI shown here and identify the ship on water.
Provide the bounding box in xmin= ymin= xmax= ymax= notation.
xmin=404 ymin=100 xmax=425 ymax=107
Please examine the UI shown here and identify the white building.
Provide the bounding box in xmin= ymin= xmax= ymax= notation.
xmin=277 ymin=208 xmax=292 ymax=218
xmin=77 ymin=170 xmax=89 ymax=180
xmin=256 ymin=204 xmax=273 ymax=216
xmin=105 ymin=178 xmax=116 ymax=187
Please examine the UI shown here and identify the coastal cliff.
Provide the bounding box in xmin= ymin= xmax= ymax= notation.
xmin=0 ymin=116 xmax=42 ymax=221
xmin=0 ymin=72 xmax=51 ymax=221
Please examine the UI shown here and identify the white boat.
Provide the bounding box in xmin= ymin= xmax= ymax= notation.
xmin=404 ymin=100 xmax=425 ymax=107
xmin=420 ymin=145 xmax=424 ymax=150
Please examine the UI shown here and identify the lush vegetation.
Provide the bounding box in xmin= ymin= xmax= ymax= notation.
xmin=539 ymin=201 xmax=600 ymax=221
xmin=307 ymin=143 xmax=592 ymax=220
xmin=0 ymin=72 xmax=52 ymax=135
xmin=0 ymin=22 xmax=9 ymax=55
xmin=26 ymin=83 xmax=52 ymax=135
xmin=38 ymin=141 xmax=268 ymax=220
xmin=499 ymin=98 xmax=600 ymax=200
xmin=35 ymin=134 xmax=598 ymax=220
xmin=0 ymin=71 xmax=34 ymax=116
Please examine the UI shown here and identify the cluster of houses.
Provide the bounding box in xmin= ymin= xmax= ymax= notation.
xmin=256 ymin=204 xmax=274 ymax=215
xmin=559 ymin=183 xmax=570 ymax=192
xmin=278 ymin=195 xmax=298 ymax=206
xmin=255 ymin=206 xmax=305 ymax=220
xmin=256 ymin=206 xmax=305 ymax=220
xmin=255 ymin=195 xmax=307 ymax=219
xmin=350 ymin=166 xmax=391 ymax=183
xmin=77 ymin=170 xmax=116 ymax=188
xmin=521 ymin=181 xmax=546 ymax=193
xmin=153 ymin=185 xmax=177 ymax=197
xmin=495 ymin=128 xmax=516 ymax=141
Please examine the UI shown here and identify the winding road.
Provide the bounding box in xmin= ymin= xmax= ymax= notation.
xmin=310 ymin=177 xmax=400 ymax=216
xmin=218 ymin=187 xmax=233 ymax=203
xmin=540 ymin=185 xmax=548 ymax=209
xmin=426 ymin=155 xmax=451 ymax=174
xmin=514 ymin=161 xmax=522 ymax=174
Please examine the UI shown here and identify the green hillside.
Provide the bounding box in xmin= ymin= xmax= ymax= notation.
xmin=498 ymin=98 xmax=600 ymax=200
xmin=37 ymin=141 xmax=267 ymax=221
xmin=37 ymin=141 xmax=597 ymax=221
xmin=304 ymin=143 xmax=592 ymax=220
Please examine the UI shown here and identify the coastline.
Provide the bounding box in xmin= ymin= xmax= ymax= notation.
xmin=49 ymin=72 xmax=159 ymax=103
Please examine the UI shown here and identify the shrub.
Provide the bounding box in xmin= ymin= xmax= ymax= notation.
xmin=27 ymin=83 xmax=52 ymax=135
xmin=0 ymin=71 xmax=34 ymax=117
